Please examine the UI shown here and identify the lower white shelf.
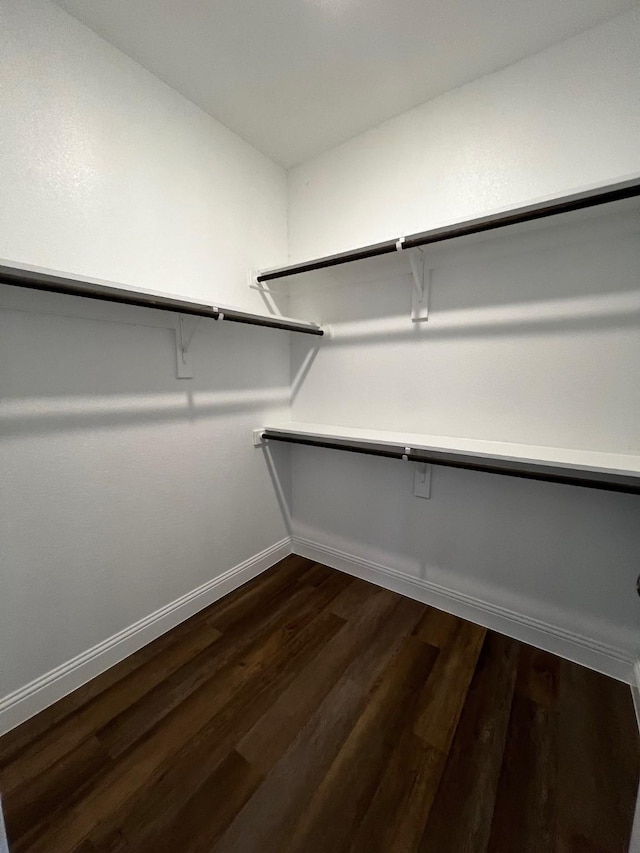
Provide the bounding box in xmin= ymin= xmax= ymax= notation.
xmin=261 ymin=422 xmax=640 ymax=494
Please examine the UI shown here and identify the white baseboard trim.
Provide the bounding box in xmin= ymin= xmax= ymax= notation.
xmin=631 ymin=666 xmax=640 ymax=853
xmin=293 ymin=536 xmax=636 ymax=684
xmin=631 ymin=800 xmax=640 ymax=853
xmin=632 ymin=661 xmax=640 ymax=731
xmin=0 ymin=537 xmax=292 ymax=737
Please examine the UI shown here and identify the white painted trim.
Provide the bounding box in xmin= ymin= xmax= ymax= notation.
xmin=0 ymin=537 xmax=292 ymax=737
xmin=631 ymin=663 xmax=640 ymax=853
xmin=632 ymin=662 xmax=640 ymax=731
xmin=631 ymin=784 xmax=640 ymax=853
xmin=0 ymin=797 xmax=7 ymax=853
xmin=292 ymin=536 xmax=636 ymax=684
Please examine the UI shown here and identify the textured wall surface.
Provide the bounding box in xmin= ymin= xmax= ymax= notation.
xmin=1 ymin=0 xmax=639 ymax=730
xmin=0 ymin=0 xmax=288 ymax=307
xmin=289 ymin=8 xmax=640 ymax=261
xmin=287 ymin=8 xmax=640 ymax=666
xmin=0 ymin=0 xmax=291 ymax=706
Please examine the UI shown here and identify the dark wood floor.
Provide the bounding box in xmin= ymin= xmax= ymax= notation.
xmin=1 ymin=556 xmax=638 ymax=852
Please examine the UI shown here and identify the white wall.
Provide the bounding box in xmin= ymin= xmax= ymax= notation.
xmin=1 ymin=0 xmax=639 ymax=738
xmin=0 ymin=0 xmax=288 ymax=308
xmin=289 ymin=7 xmax=640 ymax=260
xmin=287 ymin=8 xmax=640 ymax=675
xmin=0 ymin=0 xmax=291 ymax=730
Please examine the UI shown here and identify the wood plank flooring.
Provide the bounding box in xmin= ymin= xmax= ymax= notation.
xmin=0 ymin=555 xmax=638 ymax=852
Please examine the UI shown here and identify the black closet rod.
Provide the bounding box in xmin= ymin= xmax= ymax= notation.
xmin=0 ymin=263 xmax=323 ymax=336
xmin=262 ymin=430 xmax=640 ymax=495
xmin=256 ymin=176 xmax=640 ymax=282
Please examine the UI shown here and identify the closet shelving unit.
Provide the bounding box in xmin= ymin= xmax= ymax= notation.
xmin=0 ymin=260 xmax=324 ymax=336
xmin=257 ymin=175 xmax=640 ymax=495
xmin=261 ymin=423 xmax=640 ymax=494
xmin=256 ymin=175 xmax=640 ymax=282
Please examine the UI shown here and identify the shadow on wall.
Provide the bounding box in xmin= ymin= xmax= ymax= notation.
xmin=1 ymin=388 xmax=290 ymax=437
xmin=287 ymin=221 xmax=640 ymax=331
xmin=288 ymin=446 xmax=640 ymax=664
xmin=321 ymin=305 xmax=640 ymax=348
xmin=0 ymin=291 xmax=294 ymax=436
xmin=262 ymin=443 xmax=292 ymax=536
xmin=288 ymin=210 xmax=640 ymax=312
xmin=291 ymin=341 xmax=321 ymax=403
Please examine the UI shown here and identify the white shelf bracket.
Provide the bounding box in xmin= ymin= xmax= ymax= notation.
xmin=408 ymin=248 xmax=430 ymax=322
xmin=247 ymin=269 xmax=283 ymax=316
xmin=248 ymin=269 xmax=270 ymax=293
xmin=413 ymin=462 xmax=432 ymax=499
xmin=174 ymin=314 xmax=200 ymax=379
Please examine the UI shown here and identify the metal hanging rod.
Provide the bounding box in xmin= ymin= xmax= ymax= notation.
xmin=262 ymin=429 xmax=640 ymax=495
xmin=0 ymin=262 xmax=324 ymax=336
xmin=256 ymin=175 xmax=640 ymax=283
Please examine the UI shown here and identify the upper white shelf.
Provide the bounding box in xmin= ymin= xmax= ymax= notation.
xmin=256 ymin=174 xmax=640 ymax=284
xmin=261 ymin=422 xmax=640 ymax=494
xmin=0 ymin=259 xmax=323 ymax=336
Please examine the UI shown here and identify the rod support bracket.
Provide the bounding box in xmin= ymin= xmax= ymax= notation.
xmin=413 ymin=462 xmax=432 ymax=499
xmin=248 ymin=269 xmax=274 ymax=294
xmin=408 ymin=248 xmax=430 ymax=322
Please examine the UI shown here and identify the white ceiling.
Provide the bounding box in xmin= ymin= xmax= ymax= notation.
xmin=53 ymin=0 xmax=637 ymax=168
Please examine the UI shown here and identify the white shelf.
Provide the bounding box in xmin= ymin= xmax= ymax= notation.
xmin=262 ymin=422 xmax=640 ymax=493
xmin=0 ymin=259 xmax=323 ymax=336
xmin=256 ymin=174 xmax=640 ymax=284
